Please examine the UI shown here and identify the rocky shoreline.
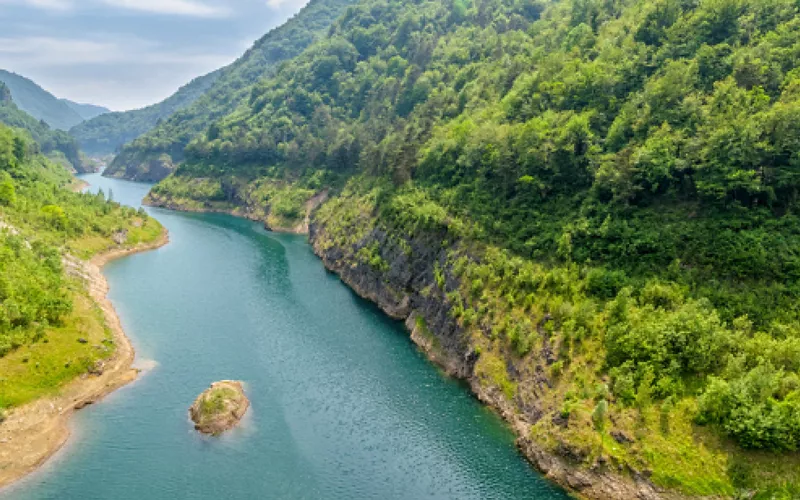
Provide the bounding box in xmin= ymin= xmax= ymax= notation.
xmin=144 ymin=189 xmax=328 ymax=235
xmin=189 ymin=381 xmax=250 ymax=435
xmin=0 ymin=229 xmax=169 ymax=491
xmin=307 ymin=221 xmax=684 ymax=500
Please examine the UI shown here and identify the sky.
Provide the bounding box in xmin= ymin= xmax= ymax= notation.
xmin=0 ymin=0 xmax=309 ymax=110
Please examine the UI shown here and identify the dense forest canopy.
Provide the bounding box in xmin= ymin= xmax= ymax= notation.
xmin=68 ymin=70 xmax=222 ymax=156
xmin=106 ymin=0 xmax=359 ymax=176
xmin=151 ymin=0 xmax=800 ymax=472
xmin=0 ymin=122 xmax=158 ymax=359
xmin=0 ymin=83 xmax=86 ymax=172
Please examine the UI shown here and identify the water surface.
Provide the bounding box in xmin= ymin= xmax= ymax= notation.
xmin=3 ymin=173 xmax=567 ymax=499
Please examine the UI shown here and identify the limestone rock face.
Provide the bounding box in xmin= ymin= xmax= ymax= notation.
xmin=189 ymin=381 xmax=249 ymax=435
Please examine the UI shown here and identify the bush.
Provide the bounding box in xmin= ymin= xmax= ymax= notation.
xmin=586 ymin=268 xmax=628 ymax=299
xmin=698 ymin=366 xmax=800 ymax=451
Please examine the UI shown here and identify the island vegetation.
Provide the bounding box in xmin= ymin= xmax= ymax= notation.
xmin=189 ymin=381 xmax=250 ymax=435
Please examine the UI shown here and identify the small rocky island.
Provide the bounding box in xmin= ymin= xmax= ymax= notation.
xmin=189 ymin=381 xmax=250 ymax=435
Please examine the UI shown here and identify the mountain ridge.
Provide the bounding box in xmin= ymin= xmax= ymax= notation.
xmin=0 ymin=70 xmax=87 ymax=130
xmin=69 ymin=69 xmax=223 ymax=156
xmin=145 ymin=0 xmax=800 ymax=496
xmin=60 ymin=99 xmax=110 ymax=121
xmin=103 ymin=0 xmax=359 ymax=181
xmin=0 ymin=82 xmax=87 ymax=172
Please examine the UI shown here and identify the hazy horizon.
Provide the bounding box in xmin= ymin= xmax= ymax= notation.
xmin=0 ymin=0 xmax=310 ymax=111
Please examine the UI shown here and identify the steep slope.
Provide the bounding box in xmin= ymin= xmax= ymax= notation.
xmin=0 ymin=70 xmax=85 ymax=130
xmin=0 ymin=83 xmax=86 ymax=172
xmin=104 ymin=0 xmax=358 ymax=181
xmin=68 ymin=70 xmax=222 ymax=156
xmin=60 ymin=100 xmax=109 ymax=121
xmin=148 ymin=0 xmax=800 ymax=496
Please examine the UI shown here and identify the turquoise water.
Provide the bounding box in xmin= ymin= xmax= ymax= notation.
xmin=3 ymin=174 xmax=568 ymax=499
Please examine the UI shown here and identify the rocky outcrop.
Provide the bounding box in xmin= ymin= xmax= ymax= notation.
xmin=308 ymin=219 xmax=674 ymax=500
xmin=146 ymin=184 xmax=329 ymax=235
xmin=189 ymin=381 xmax=249 ymax=435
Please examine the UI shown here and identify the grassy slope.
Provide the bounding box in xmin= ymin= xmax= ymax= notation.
xmin=0 ymin=123 xmax=163 ymax=413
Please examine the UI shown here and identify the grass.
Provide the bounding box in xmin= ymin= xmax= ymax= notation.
xmin=311 ymin=187 xmax=800 ymax=497
xmin=68 ymin=216 xmax=163 ymax=258
xmin=0 ymin=290 xmax=112 ymax=409
xmin=150 ymin=174 xmax=315 ymax=231
xmin=474 ymin=350 xmax=517 ymax=400
xmin=196 ymin=387 xmax=238 ymax=420
xmin=0 ymin=205 xmax=164 ymax=411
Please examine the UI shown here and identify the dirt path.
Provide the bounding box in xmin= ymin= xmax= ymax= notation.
xmin=0 ymin=229 xmax=170 ymax=490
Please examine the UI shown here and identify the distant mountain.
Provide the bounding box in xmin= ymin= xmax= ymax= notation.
xmin=0 ymin=70 xmax=85 ymax=130
xmin=61 ymin=99 xmax=109 ymax=121
xmin=69 ymin=70 xmax=223 ymax=156
xmin=0 ymin=82 xmax=86 ymax=172
xmin=104 ymin=0 xmax=358 ymax=181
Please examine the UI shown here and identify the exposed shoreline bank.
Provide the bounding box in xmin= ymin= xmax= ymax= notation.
xmin=0 ymin=229 xmax=170 ymax=491
xmin=307 ymin=220 xmax=681 ymax=500
xmin=143 ymin=189 xmax=329 ymax=235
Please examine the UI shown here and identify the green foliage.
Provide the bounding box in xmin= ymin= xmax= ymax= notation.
xmin=149 ymin=0 xmax=800 ymax=477
xmin=0 ymin=82 xmax=85 ymax=171
xmin=0 ymin=122 xmax=162 ymax=364
xmin=0 ymin=233 xmax=70 ymax=356
xmin=104 ymin=0 xmax=359 ymax=171
xmin=0 ymin=70 xmax=87 ymax=130
xmin=0 ymin=171 xmax=15 ymax=206
xmin=69 ymin=71 xmax=221 ymax=156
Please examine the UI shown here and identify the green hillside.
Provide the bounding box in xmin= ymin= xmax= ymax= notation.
xmin=0 ymin=83 xmax=86 ymax=172
xmin=104 ymin=0 xmax=359 ymax=181
xmin=0 ymin=70 xmax=85 ymax=130
xmin=69 ymin=70 xmax=222 ymax=156
xmin=149 ymin=0 xmax=800 ymax=495
xmin=0 ymin=120 xmax=163 ymax=410
xmin=60 ymin=100 xmax=110 ymax=121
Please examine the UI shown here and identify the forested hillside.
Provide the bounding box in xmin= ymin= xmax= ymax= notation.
xmin=60 ymin=100 xmax=109 ymax=121
xmin=69 ymin=70 xmax=222 ymax=156
xmin=0 ymin=121 xmax=162 ymax=411
xmin=0 ymin=70 xmax=85 ymax=130
xmin=104 ymin=0 xmax=358 ymax=181
xmin=0 ymin=83 xmax=86 ymax=172
xmin=148 ymin=0 xmax=800 ymax=496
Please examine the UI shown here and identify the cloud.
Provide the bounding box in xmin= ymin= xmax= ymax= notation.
xmin=99 ymin=0 xmax=229 ymax=17
xmin=0 ymin=0 xmax=303 ymax=109
xmin=25 ymin=0 xmax=71 ymax=10
xmin=0 ymin=0 xmax=72 ymax=10
xmin=0 ymin=0 xmax=230 ymax=16
xmin=265 ymin=0 xmax=308 ymax=9
xmin=0 ymin=36 xmax=122 ymax=65
xmin=0 ymin=35 xmax=231 ymax=67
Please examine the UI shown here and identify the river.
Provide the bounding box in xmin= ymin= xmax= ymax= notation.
xmin=2 ymin=173 xmax=568 ymax=499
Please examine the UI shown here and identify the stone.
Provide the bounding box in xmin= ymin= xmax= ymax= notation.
xmin=189 ymin=381 xmax=249 ymax=435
